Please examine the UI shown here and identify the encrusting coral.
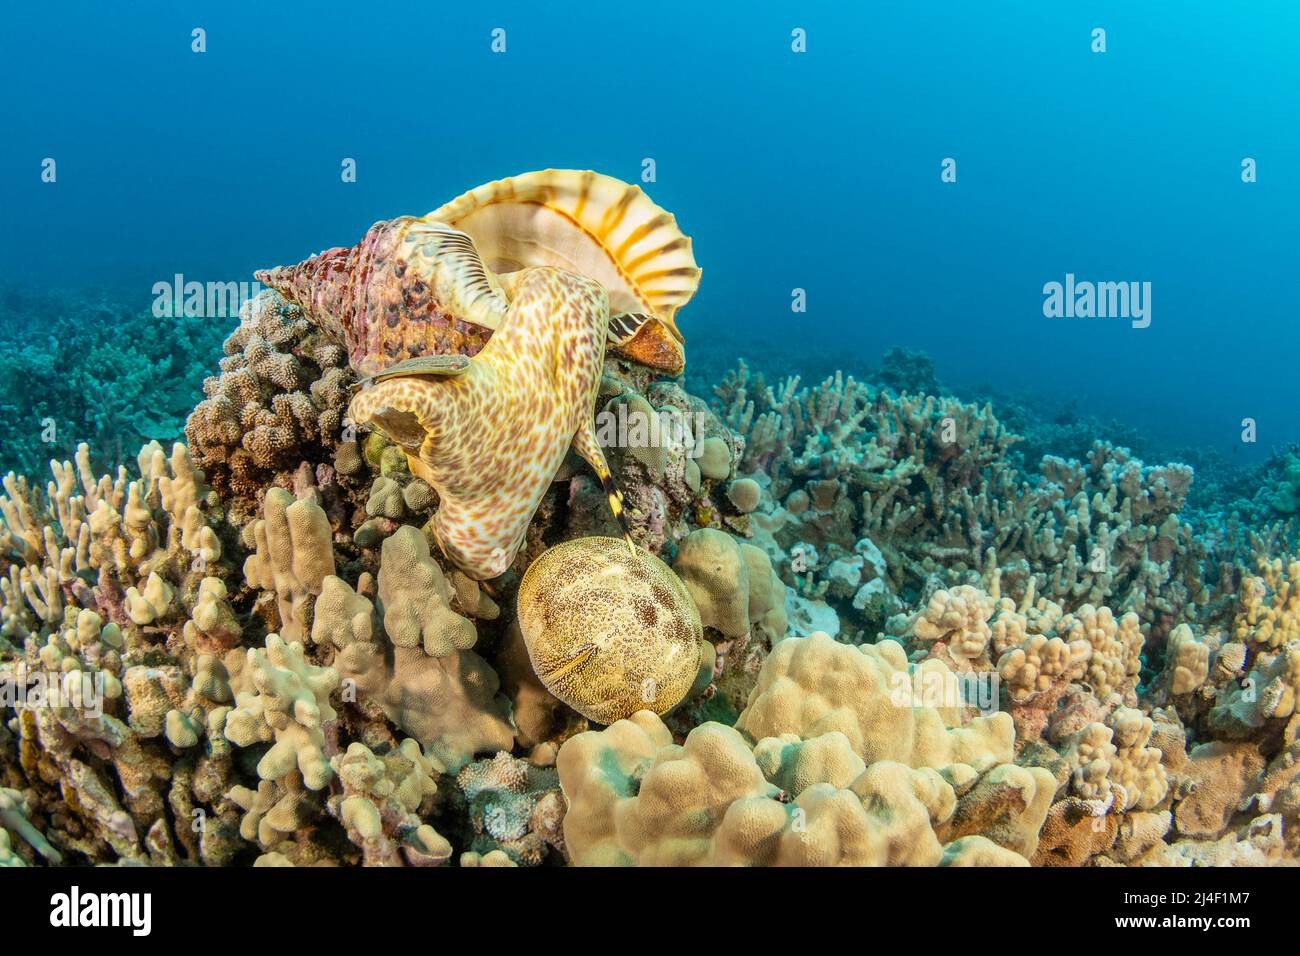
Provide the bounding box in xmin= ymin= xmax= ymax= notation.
xmin=456 ymin=751 xmax=564 ymax=865
xmin=3 ymin=173 xmax=1300 ymax=869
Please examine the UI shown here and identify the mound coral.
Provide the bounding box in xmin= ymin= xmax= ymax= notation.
xmin=185 ymin=292 xmax=353 ymax=524
xmin=557 ymin=633 xmax=1054 ymax=866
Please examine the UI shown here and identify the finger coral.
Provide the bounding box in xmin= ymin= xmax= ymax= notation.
xmin=242 ymin=488 xmax=336 ymax=644
xmin=329 ymin=739 xmax=450 ymax=866
xmin=223 ymin=633 xmax=339 ymax=791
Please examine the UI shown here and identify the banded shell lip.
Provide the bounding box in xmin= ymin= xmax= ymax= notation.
xmin=429 ymin=168 xmax=700 ymax=348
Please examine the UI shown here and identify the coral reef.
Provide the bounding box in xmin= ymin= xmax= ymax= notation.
xmin=3 ymin=258 xmax=1299 ymax=867
xmin=0 ymin=286 xmax=226 ymax=479
xmin=714 ymin=361 xmax=1213 ymax=649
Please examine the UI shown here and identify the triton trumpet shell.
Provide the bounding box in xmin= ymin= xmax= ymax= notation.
xmin=255 ymin=216 xmax=508 ymax=376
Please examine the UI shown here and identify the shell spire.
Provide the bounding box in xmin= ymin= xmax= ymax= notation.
xmin=255 ymin=217 xmax=509 ymax=377
xmin=254 ymin=244 xmax=354 ymax=344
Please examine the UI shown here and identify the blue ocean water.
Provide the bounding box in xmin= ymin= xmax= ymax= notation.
xmin=2 ymin=1 xmax=1298 ymax=462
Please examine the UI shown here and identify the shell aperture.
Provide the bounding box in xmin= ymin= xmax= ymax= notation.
xmin=429 ymin=169 xmax=701 ymax=374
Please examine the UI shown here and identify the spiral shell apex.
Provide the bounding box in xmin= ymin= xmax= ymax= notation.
xmin=255 ymin=217 xmax=507 ymax=377
xmin=517 ymin=537 xmax=703 ymax=724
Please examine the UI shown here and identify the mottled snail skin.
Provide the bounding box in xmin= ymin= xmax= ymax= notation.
xmin=517 ymin=537 xmax=703 ymax=724
xmin=255 ymin=216 xmax=507 ymax=377
xmin=348 ymin=268 xmax=624 ymax=581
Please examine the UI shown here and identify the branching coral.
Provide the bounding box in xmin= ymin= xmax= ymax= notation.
xmin=910 ymin=585 xmax=994 ymax=661
xmin=378 ymin=526 xmax=476 ymax=657
xmin=715 ymin=360 xmax=1207 ymax=647
xmin=243 ymin=487 xmax=335 ymax=644
xmin=0 ymin=787 xmax=62 ymax=865
xmin=1235 ymin=557 xmax=1300 ymax=651
xmin=329 ymin=739 xmax=450 ymax=866
xmin=1063 ymin=707 xmax=1168 ymax=812
xmin=223 ymin=633 xmax=339 ymax=790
